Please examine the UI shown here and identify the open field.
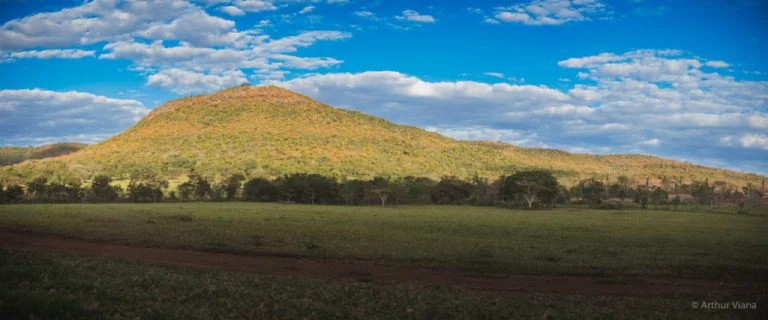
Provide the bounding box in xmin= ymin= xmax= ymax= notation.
xmin=1 ymin=203 xmax=766 ymax=319
xmin=2 ymin=248 xmax=764 ymax=320
xmin=1 ymin=203 xmax=767 ymax=277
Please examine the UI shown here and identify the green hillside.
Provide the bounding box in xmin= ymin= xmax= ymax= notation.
xmin=0 ymin=143 xmax=87 ymax=166
xmin=0 ymin=86 xmax=763 ymax=187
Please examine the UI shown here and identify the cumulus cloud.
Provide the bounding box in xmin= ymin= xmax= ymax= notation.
xmin=147 ymin=69 xmax=247 ymax=94
xmin=0 ymin=0 xmax=351 ymax=94
xmin=0 ymin=89 xmax=149 ymax=145
xmin=219 ymin=6 xmax=246 ymax=16
xmin=272 ymin=49 xmax=767 ymax=173
xmin=739 ymin=134 xmax=768 ymax=150
xmin=232 ymin=0 xmax=277 ymax=13
xmin=0 ymin=0 xmax=233 ymax=50
xmin=7 ymin=49 xmax=95 ymax=59
xmin=494 ymin=0 xmax=610 ymax=25
xmin=396 ymin=10 xmax=436 ymax=23
xmin=705 ymin=60 xmax=730 ymax=68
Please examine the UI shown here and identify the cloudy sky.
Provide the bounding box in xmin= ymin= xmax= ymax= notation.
xmin=0 ymin=0 xmax=766 ymax=174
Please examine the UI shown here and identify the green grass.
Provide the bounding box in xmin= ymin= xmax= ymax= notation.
xmin=1 ymin=249 xmax=763 ymax=320
xmin=1 ymin=203 xmax=767 ymax=277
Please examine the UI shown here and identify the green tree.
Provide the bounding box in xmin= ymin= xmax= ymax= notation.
xmin=691 ymin=180 xmax=714 ymax=205
xmin=503 ymin=170 xmax=559 ymax=208
xmin=193 ymin=175 xmax=213 ymax=200
xmin=430 ymin=176 xmax=473 ymax=205
xmin=578 ymin=179 xmax=605 ymax=206
xmin=370 ymin=176 xmax=391 ymax=206
xmin=243 ymin=178 xmax=279 ymax=202
xmin=223 ymin=174 xmax=246 ymax=200
xmin=1 ymin=184 xmax=24 ymax=203
xmin=89 ymin=175 xmax=120 ymax=202
xmin=27 ymin=176 xmax=49 ymax=202
xmin=649 ymin=187 xmax=668 ymax=207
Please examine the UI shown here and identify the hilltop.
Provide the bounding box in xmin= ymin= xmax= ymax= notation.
xmin=0 ymin=86 xmax=763 ymax=187
xmin=0 ymin=143 xmax=87 ymax=166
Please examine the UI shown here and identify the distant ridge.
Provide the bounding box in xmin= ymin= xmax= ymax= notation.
xmin=0 ymin=86 xmax=763 ymax=187
xmin=0 ymin=143 xmax=87 ymax=166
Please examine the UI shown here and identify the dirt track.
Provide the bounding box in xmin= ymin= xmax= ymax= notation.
xmin=0 ymin=230 xmax=763 ymax=297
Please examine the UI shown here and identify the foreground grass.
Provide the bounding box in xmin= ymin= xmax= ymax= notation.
xmin=1 ymin=249 xmax=763 ymax=320
xmin=1 ymin=203 xmax=767 ymax=276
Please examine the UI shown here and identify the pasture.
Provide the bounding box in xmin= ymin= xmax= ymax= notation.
xmin=1 ymin=203 xmax=766 ymax=277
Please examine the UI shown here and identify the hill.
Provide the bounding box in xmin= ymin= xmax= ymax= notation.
xmin=0 ymin=86 xmax=763 ymax=187
xmin=0 ymin=143 xmax=87 ymax=166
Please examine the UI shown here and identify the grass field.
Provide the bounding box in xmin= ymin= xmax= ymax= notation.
xmin=2 ymin=248 xmax=762 ymax=320
xmin=1 ymin=203 xmax=767 ymax=277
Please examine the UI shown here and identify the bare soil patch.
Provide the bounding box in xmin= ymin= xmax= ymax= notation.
xmin=1 ymin=230 xmax=762 ymax=297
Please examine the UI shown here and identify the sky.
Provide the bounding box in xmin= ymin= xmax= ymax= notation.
xmin=0 ymin=0 xmax=766 ymax=175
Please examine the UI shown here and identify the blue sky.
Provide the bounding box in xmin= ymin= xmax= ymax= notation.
xmin=0 ymin=0 xmax=766 ymax=175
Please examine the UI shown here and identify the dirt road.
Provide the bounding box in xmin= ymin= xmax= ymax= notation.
xmin=1 ymin=230 xmax=762 ymax=297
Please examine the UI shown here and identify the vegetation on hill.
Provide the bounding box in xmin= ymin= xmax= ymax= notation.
xmin=0 ymin=143 xmax=87 ymax=166
xmin=0 ymin=86 xmax=763 ymax=188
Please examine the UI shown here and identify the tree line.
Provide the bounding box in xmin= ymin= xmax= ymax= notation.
xmin=1 ymin=170 xmax=764 ymax=210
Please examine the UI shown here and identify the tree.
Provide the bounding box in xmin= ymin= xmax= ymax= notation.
xmin=243 ymin=178 xmax=279 ymax=202
xmin=578 ymin=178 xmax=605 ymax=206
xmin=370 ymin=177 xmax=391 ymax=206
xmin=89 ymin=175 xmax=120 ymax=202
xmin=502 ymin=170 xmax=559 ymax=208
xmin=193 ymin=175 xmax=212 ymax=200
xmin=27 ymin=176 xmax=49 ymax=202
xmin=178 ymin=180 xmax=195 ymax=200
xmin=1 ymin=185 xmax=24 ymax=203
xmin=127 ymin=180 xmax=165 ymax=203
xmin=430 ymin=176 xmax=472 ymax=205
xmin=691 ymin=180 xmax=714 ymax=205
xmin=275 ymin=174 xmax=339 ymax=204
xmin=340 ymin=179 xmax=369 ymax=205
xmin=649 ymin=187 xmax=668 ymax=207
xmin=400 ymin=176 xmax=435 ymax=204
xmin=223 ymin=174 xmax=246 ymax=200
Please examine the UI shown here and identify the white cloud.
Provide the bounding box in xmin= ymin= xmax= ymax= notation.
xmin=0 ymin=89 xmax=149 ymax=145
xmin=705 ymin=60 xmax=729 ymax=68
xmin=271 ymin=49 xmax=767 ymax=173
xmin=0 ymin=0 xmax=238 ymax=50
xmin=426 ymin=126 xmax=545 ymax=147
xmin=739 ymin=134 xmax=768 ymax=150
xmin=298 ymin=6 xmax=315 ymax=14
xmin=493 ymin=0 xmax=610 ymax=25
xmin=254 ymin=31 xmax=351 ymax=54
xmin=396 ymin=10 xmax=436 ymax=23
xmin=233 ymin=0 xmax=277 ymax=13
xmin=354 ymin=11 xmax=377 ymax=20
xmin=219 ymin=6 xmax=246 ymax=16
xmin=8 ymin=49 xmax=95 ymax=59
xmin=640 ymin=138 xmax=661 ymax=146
xmin=0 ymin=0 xmax=352 ymax=94
xmin=147 ymin=68 xmax=248 ymax=94
xmin=483 ymin=72 xmax=505 ymax=78
xmin=271 ymin=54 xmax=342 ymax=69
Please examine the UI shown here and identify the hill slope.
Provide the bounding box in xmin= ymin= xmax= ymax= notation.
xmin=0 ymin=86 xmax=763 ymax=187
xmin=0 ymin=143 xmax=87 ymax=166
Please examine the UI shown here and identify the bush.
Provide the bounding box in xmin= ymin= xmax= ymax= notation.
xmin=243 ymin=178 xmax=279 ymax=202
xmin=592 ymin=200 xmax=623 ymax=210
xmin=89 ymin=175 xmax=120 ymax=202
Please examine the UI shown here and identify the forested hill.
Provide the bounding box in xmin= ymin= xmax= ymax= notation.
xmin=0 ymin=86 xmax=763 ymax=187
xmin=0 ymin=143 xmax=87 ymax=166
